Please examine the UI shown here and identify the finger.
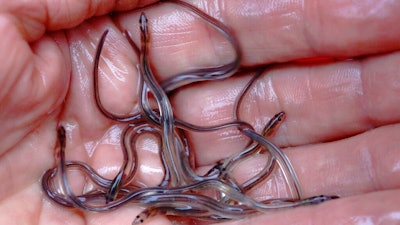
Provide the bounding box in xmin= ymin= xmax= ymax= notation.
xmin=115 ymin=0 xmax=400 ymax=78
xmin=239 ymin=51 xmax=400 ymax=147
xmin=172 ymin=51 xmax=400 ymax=166
xmin=221 ymin=0 xmax=400 ymax=63
xmin=290 ymin=124 xmax=400 ymax=198
xmin=0 ymin=0 xmax=157 ymax=41
xmin=0 ymin=17 xmax=69 ymax=155
xmin=0 ymin=119 xmax=58 ymax=201
xmin=226 ymin=123 xmax=400 ymax=199
xmin=218 ymin=189 xmax=400 ymax=225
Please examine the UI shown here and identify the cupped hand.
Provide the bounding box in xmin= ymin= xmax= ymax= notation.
xmin=0 ymin=0 xmax=399 ymax=224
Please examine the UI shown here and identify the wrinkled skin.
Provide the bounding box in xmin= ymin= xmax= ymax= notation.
xmin=1 ymin=0 xmax=400 ymax=224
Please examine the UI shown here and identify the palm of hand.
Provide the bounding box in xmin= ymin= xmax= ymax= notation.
xmin=1 ymin=1 xmax=400 ymax=225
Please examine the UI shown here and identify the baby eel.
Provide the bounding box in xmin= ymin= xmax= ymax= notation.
xmin=216 ymin=111 xmax=285 ymax=192
xmin=44 ymin=129 xmax=336 ymax=214
xmin=106 ymin=122 xmax=145 ymax=203
xmin=41 ymin=0 xmax=339 ymax=224
xmin=231 ymin=66 xmax=303 ymax=199
xmin=159 ymin=0 xmax=242 ymax=93
xmin=137 ymin=12 xmax=248 ymax=187
xmin=43 ymin=126 xmax=337 ymax=223
xmin=93 ymin=27 xmax=146 ymax=123
xmin=139 ymin=12 xmax=188 ymax=187
xmin=133 ymin=179 xmax=338 ymax=224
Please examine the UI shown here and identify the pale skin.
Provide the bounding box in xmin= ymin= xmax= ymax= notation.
xmin=0 ymin=0 xmax=400 ymax=224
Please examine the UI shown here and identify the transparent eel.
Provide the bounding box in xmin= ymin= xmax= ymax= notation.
xmin=159 ymin=0 xmax=242 ymax=93
xmin=42 ymin=128 xmax=338 ymax=225
xmin=133 ymin=3 xmax=296 ymax=199
xmin=137 ymin=11 xmax=256 ymax=188
xmin=138 ymin=12 xmax=187 ymax=187
xmin=232 ymin=66 xmax=303 ymax=199
xmin=95 ymin=16 xmax=247 ymax=193
xmin=41 ymin=1 xmax=339 ymax=224
xmin=46 ymin=127 xmax=337 ymax=217
xmin=90 ymin=0 xmax=252 ymax=198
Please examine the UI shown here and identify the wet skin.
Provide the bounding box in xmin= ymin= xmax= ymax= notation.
xmin=1 ymin=0 xmax=400 ymax=225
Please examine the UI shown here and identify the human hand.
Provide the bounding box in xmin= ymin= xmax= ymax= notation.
xmin=1 ymin=0 xmax=399 ymax=225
